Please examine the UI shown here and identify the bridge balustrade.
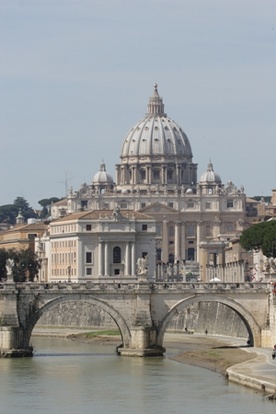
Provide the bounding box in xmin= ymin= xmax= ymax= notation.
xmin=0 ymin=281 xmax=271 ymax=295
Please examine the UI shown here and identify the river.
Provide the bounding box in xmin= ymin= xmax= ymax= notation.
xmin=0 ymin=336 xmax=274 ymax=414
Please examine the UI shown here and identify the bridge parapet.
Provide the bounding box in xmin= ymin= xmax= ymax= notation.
xmin=0 ymin=281 xmax=271 ymax=294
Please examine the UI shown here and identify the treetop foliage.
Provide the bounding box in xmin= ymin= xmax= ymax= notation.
xmin=0 ymin=248 xmax=40 ymax=282
xmin=0 ymin=196 xmax=61 ymax=224
xmin=240 ymin=220 xmax=276 ymax=258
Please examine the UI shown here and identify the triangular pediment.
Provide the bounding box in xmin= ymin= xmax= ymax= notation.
xmin=139 ymin=202 xmax=179 ymax=215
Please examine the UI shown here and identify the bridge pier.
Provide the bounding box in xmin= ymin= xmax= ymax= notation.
xmin=116 ymin=285 xmax=166 ymax=357
xmin=117 ymin=326 xmax=165 ymax=357
xmin=0 ymin=327 xmax=33 ymax=357
xmin=0 ymin=283 xmax=33 ymax=357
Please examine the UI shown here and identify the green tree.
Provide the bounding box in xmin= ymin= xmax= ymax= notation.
xmin=0 ymin=197 xmax=38 ymax=225
xmin=0 ymin=249 xmax=40 ymax=282
xmin=0 ymin=204 xmax=18 ymax=224
xmin=0 ymin=249 xmax=9 ymax=280
xmin=240 ymin=220 xmax=276 ymax=258
xmin=38 ymin=197 xmax=61 ymax=218
xmin=13 ymin=197 xmax=37 ymax=221
xmin=11 ymin=249 xmax=41 ymax=282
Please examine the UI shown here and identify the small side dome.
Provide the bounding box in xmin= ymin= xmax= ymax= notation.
xmin=92 ymin=162 xmax=114 ymax=187
xmin=186 ymin=188 xmax=193 ymax=194
xmin=92 ymin=162 xmax=114 ymax=194
xmin=199 ymin=161 xmax=221 ymax=185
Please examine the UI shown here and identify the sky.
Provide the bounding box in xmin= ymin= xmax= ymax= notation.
xmin=1 ymin=0 xmax=276 ymax=209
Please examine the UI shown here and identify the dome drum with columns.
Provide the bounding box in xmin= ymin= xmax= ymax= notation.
xmin=52 ymin=84 xmax=247 ymax=281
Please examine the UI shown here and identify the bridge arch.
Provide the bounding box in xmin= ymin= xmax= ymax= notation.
xmin=26 ymin=294 xmax=131 ymax=349
xmin=156 ymin=294 xmax=262 ymax=348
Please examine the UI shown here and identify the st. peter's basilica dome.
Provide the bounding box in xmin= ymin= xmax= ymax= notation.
xmin=120 ymin=84 xmax=193 ymax=162
xmin=116 ymin=84 xmax=197 ymax=190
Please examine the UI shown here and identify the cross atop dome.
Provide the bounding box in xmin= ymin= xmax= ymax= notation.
xmin=153 ymin=83 xmax=159 ymax=95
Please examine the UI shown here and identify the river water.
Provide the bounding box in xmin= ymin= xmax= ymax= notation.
xmin=0 ymin=336 xmax=274 ymax=414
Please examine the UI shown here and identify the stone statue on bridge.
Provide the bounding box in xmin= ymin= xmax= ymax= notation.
xmin=5 ymin=258 xmax=14 ymax=282
xmin=137 ymin=256 xmax=148 ymax=279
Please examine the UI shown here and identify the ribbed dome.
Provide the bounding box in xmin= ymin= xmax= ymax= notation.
xmin=92 ymin=162 xmax=114 ymax=186
xmin=200 ymin=161 xmax=221 ymax=184
xmin=120 ymin=84 xmax=193 ymax=162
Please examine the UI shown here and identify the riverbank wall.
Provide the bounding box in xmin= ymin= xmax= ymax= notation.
xmin=37 ymin=301 xmax=248 ymax=339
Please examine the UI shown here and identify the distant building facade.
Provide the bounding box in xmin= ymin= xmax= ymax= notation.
xmin=42 ymin=208 xmax=156 ymax=282
xmin=0 ymin=221 xmax=48 ymax=253
xmin=51 ymin=85 xmax=247 ymax=281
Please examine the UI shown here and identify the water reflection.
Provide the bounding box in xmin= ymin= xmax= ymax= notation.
xmin=0 ymin=336 xmax=274 ymax=414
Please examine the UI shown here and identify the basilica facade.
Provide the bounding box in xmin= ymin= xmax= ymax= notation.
xmin=50 ymin=84 xmax=247 ymax=281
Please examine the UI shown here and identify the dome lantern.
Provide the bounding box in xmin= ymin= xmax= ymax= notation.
xmin=146 ymin=83 xmax=166 ymax=116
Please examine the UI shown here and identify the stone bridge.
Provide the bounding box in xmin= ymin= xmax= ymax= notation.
xmin=0 ymin=280 xmax=274 ymax=357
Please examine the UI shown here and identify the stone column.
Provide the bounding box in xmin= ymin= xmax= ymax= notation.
xmin=125 ymin=242 xmax=130 ymax=276
xmin=98 ymin=241 xmax=103 ymax=276
xmin=147 ymin=165 xmax=151 ymax=184
xmin=115 ymin=165 xmax=120 ymax=185
xmin=174 ymin=221 xmax=180 ymax=262
xmin=133 ymin=166 xmax=137 ymax=184
xmin=180 ymin=222 xmax=186 ymax=260
xmin=196 ymin=221 xmax=202 ymax=262
xmin=213 ymin=217 xmax=221 ymax=238
xmin=104 ymin=242 xmax=109 ymax=276
xmin=163 ymin=166 xmax=167 ymax=184
xmin=161 ymin=218 xmax=168 ymax=263
xmin=176 ymin=163 xmax=180 ymax=185
xmin=121 ymin=167 xmax=125 ymax=185
xmin=131 ymin=242 xmax=136 ymax=276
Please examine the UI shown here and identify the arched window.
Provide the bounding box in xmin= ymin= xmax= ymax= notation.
xmin=113 ymin=246 xmax=121 ymax=263
xmin=168 ymin=253 xmax=174 ymax=264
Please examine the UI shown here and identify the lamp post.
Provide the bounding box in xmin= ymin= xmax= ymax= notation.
xmin=67 ymin=265 xmax=71 ymax=283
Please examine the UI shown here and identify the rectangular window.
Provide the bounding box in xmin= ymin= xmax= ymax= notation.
xmin=168 ymin=202 xmax=173 ymax=208
xmin=153 ymin=170 xmax=160 ymax=180
xmin=187 ymin=224 xmax=195 ymax=237
xmin=86 ymin=252 xmax=92 ymax=264
xmin=86 ymin=268 xmax=92 ymax=276
xmin=205 ymin=202 xmax=211 ymax=209
xmin=187 ymin=202 xmax=194 ymax=208
xmin=142 ymin=224 xmax=148 ymax=231
xmin=227 ymin=200 xmax=234 ymax=208
xmin=140 ymin=170 xmax=146 ymax=180
xmin=86 ymin=224 xmax=92 ymax=231
xmin=141 ymin=203 xmax=146 ymax=208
